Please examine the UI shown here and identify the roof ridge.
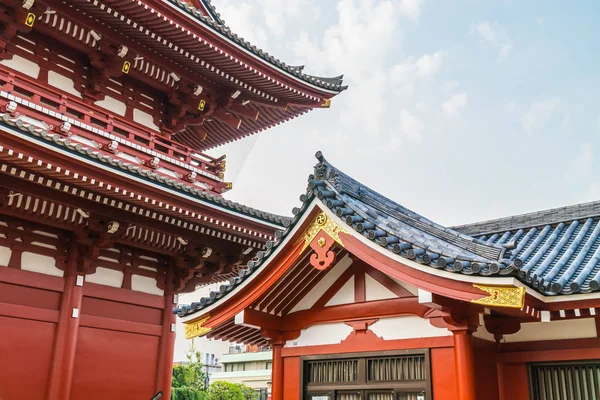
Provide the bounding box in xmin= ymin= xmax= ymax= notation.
xmin=313 ymin=151 xmax=509 ymax=262
xmin=453 ymin=199 xmax=600 ymax=236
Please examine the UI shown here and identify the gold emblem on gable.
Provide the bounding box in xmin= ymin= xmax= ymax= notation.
xmin=184 ymin=315 xmax=212 ymax=339
xmin=471 ymin=284 xmax=525 ymax=309
xmin=298 ymin=212 xmax=347 ymax=252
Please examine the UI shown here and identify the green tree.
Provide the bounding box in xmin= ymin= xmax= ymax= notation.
xmin=207 ymin=381 xmax=244 ymax=400
xmin=236 ymin=384 xmax=259 ymax=400
xmin=171 ymin=340 xmax=207 ymax=400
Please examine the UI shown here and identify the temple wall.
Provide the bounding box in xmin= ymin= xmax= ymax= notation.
xmin=0 ymin=244 xmax=10 ymax=266
xmin=22 ymin=252 xmax=64 ymax=277
xmin=370 ymin=316 xmax=451 ymax=340
xmin=1 ymin=55 xmax=40 ymax=78
xmin=285 ymin=323 xmax=354 ymax=348
xmin=0 ymin=315 xmax=56 ymax=400
xmin=70 ymin=327 xmax=160 ymax=399
xmin=0 ymin=217 xmax=172 ymax=400
xmin=133 ymin=109 xmax=161 ymax=131
xmin=96 ymin=96 xmax=127 ymax=116
xmin=282 ymin=331 xmax=458 ymax=399
xmin=504 ymin=318 xmax=597 ymax=342
xmin=48 ymin=70 xmax=81 ymax=97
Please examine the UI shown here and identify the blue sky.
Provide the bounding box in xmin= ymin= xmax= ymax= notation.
xmin=208 ymin=0 xmax=600 ymax=226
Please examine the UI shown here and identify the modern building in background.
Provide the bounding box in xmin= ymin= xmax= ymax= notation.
xmin=211 ymin=345 xmax=273 ymax=395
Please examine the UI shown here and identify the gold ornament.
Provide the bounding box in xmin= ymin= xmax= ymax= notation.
xmin=471 ymin=284 xmax=525 ymax=309
xmin=184 ymin=315 xmax=211 ymax=339
xmin=298 ymin=212 xmax=347 ymax=252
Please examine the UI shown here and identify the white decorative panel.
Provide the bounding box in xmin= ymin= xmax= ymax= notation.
xmin=1 ymin=55 xmax=40 ymax=78
xmin=365 ymin=274 xmax=397 ymax=301
xmin=131 ymin=275 xmax=164 ymax=296
xmin=21 ymin=252 xmax=64 ymax=277
xmin=0 ymin=245 xmax=11 ymax=267
xmin=290 ymin=255 xmax=353 ymax=313
xmin=390 ymin=276 xmax=418 ymax=295
xmin=473 ymin=324 xmax=495 ymax=342
xmin=325 ymin=276 xmax=354 ymax=307
xmin=85 ymin=267 xmax=124 ymax=288
xmin=48 ymin=71 xmax=81 ymax=97
xmin=370 ymin=316 xmax=451 ymax=340
xmin=133 ymin=109 xmax=161 ymax=131
xmin=96 ymin=96 xmax=126 ymax=116
xmin=285 ymin=323 xmax=353 ymax=348
xmin=504 ymin=318 xmax=597 ymax=342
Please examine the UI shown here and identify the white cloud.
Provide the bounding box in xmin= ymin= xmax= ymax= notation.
xmin=398 ymin=109 xmax=422 ymax=143
xmin=416 ymin=52 xmax=443 ymax=76
xmin=442 ymin=93 xmax=468 ymax=117
xmin=522 ymin=98 xmax=561 ymax=133
xmin=471 ymin=21 xmax=513 ymax=59
xmin=396 ymin=0 xmax=424 ymax=22
xmin=293 ymin=0 xmax=427 ymax=136
xmin=442 ymin=81 xmax=460 ymax=92
xmin=216 ymin=0 xmax=318 ymax=49
xmin=389 ymin=51 xmax=443 ymax=95
xmin=505 ymin=100 xmax=517 ymax=113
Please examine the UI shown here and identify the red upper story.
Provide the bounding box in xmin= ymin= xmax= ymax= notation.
xmin=0 ymin=0 xmax=346 ymax=195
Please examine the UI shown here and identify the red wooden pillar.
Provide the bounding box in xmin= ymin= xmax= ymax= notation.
xmin=271 ymin=342 xmax=284 ymax=400
xmin=155 ymin=267 xmax=176 ymax=398
xmin=47 ymin=241 xmax=83 ymax=400
xmin=452 ymin=328 xmax=477 ymax=400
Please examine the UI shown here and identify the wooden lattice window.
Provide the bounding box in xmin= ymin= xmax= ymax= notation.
xmin=367 ymin=356 xmax=426 ymax=382
xmin=303 ymin=350 xmax=430 ymax=400
xmin=307 ymin=359 xmax=359 ymax=383
xmin=529 ymin=361 xmax=600 ymax=400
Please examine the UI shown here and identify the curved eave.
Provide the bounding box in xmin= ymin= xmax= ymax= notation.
xmin=176 ymin=199 xmax=513 ymax=322
xmin=177 ymin=201 xmax=317 ymax=323
xmin=0 ymin=119 xmax=287 ymax=231
xmin=162 ymin=0 xmax=347 ymax=96
xmin=177 ymin=198 xmax=600 ymax=324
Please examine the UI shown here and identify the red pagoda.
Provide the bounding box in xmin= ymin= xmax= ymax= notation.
xmin=0 ymin=0 xmax=345 ymax=398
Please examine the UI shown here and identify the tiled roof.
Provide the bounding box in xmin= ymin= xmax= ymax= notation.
xmin=167 ymin=0 xmax=348 ymax=92
xmin=174 ymin=152 xmax=522 ymax=317
xmin=175 ymin=152 xmax=600 ymax=317
xmin=0 ymin=116 xmax=288 ymax=227
xmin=454 ymin=202 xmax=600 ymax=295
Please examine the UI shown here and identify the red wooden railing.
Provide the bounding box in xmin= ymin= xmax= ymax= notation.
xmin=0 ymin=67 xmax=228 ymax=192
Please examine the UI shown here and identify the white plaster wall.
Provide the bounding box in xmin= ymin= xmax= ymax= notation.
xmin=48 ymin=71 xmax=81 ymax=97
xmin=85 ymin=267 xmax=124 ymax=288
xmin=0 ymin=245 xmax=10 ymax=267
xmin=390 ymin=276 xmax=418 ymax=295
xmin=131 ymin=275 xmax=164 ymax=296
xmin=369 ymin=316 xmax=451 ymax=340
xmin=473 ymin=324 xmax=495 ymax=342
xmin=325 ymin=276 xmax=354 ymax=307
xmin=504 ymin=318 xmax=597 ymax=342
xmin=285 ymin=322 xmax=354 ymax=348
xmin=96 ymin=96 xmax=126 ymax=116
xmin=365 ymin=274 xmax=397 ymax=301
xmin=21 ymin=252 xmax=64 ymax=277
xmin=133 ymin=109 xmax=161 ymax=131
xmin=290 ymin=255 xmax=353 ymax=312
xmin=1 ymin=55 xmax=40 ymax=78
